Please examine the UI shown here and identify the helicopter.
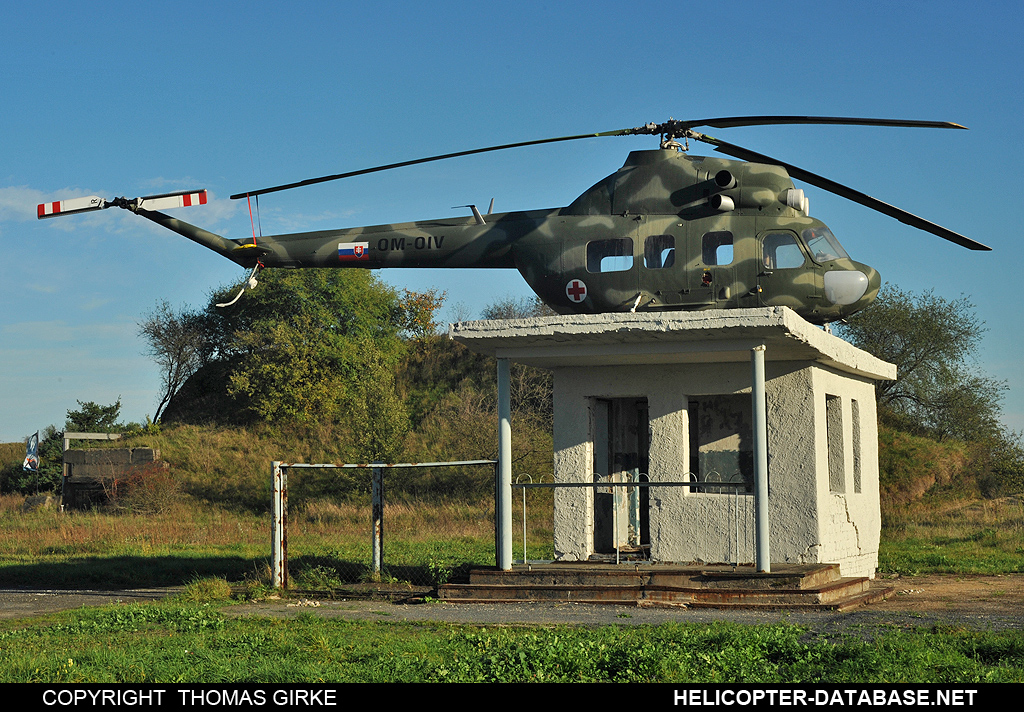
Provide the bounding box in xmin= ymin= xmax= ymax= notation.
xmin=37 ymin=116 xmax=990 ymax=324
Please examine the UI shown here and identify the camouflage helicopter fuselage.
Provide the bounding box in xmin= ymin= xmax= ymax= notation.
xmin=141 ymin=148 xmax=880 ymax=324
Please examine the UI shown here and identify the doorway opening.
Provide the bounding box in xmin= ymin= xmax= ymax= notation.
xmin=592 ymin=397 xmax=650 ymax=555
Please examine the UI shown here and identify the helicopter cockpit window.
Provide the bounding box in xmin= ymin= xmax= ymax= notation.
xmin=587 ymin=238 xmax=634 ymax=273
xmin=702 ymin=231 xmax=734 ymax=266
xmin=644 ymin=235 xmax=675 ymax=269
xmin=802 ymin=226 xmax=849 ymax=263
xmin=762 ymin=232 xmax=805 ymax=269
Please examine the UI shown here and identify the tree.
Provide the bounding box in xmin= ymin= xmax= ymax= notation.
xmin=480 ymin=295 xmax=556 ymax=320
xmin=154 ymin=269 xmax=442 ymax=442
xmin=400 ymin=288 xmax=447 ymax=342
xmin=66 ymin=399 xmax=124 ymax=433
xmin=480 ymin=295 xmax=555 ymax=429
xmin=836 ymin=285 xmax=1006 ymax=442
xmin=138 ymin=301 xmax=209 ymax=422
xmin=207 ymin=270 xmax=414 ymax=426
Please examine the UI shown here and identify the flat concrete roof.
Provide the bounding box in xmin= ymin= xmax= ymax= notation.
xmin=449 ymin=306 xmax=896 ymax=381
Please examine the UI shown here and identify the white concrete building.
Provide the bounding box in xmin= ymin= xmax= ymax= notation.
xmin=451 ymin=307 xmax=895 ymax=579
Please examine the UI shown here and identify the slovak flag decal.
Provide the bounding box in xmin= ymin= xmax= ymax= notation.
xmin=338 ymin=242 xmax=369 ymax=261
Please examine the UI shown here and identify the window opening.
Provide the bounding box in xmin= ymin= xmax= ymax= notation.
xmin=851 ymin=399 xmax=862 ymax=494
xmin=826 ymin=394 xmax=845 ymax=493
xmin=702 ymin=231 xmax=734 ymax=266
xmin=587 ymin=238 xmax=634 ymax=273
xmin=687 ymin=396 xmax=752 ymax=494
xmin=644 ymin=234 xmax=675 ymax=269
xmin=762 ymin=232 xmax=805 ymax=269
xmin=802 ymin=226 xmax=849 ymax=263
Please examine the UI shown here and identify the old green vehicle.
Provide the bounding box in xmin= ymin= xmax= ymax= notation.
xmin=38 ymin=116 xmax=989 ymax=324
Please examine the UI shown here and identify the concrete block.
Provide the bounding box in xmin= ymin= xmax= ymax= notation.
xmin=64 ymin=449 xmax=132 ymax=466
xmin=130 ymin=448 xmax=158 ymax=463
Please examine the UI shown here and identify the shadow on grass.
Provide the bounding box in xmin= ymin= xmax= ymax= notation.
xmin=0 ymin=555 xmax=266 ymax=589
xmin=289 ymin=554 xmax=482 ymax=588
xmin=0 ymin=554 xmax=487 ymax=590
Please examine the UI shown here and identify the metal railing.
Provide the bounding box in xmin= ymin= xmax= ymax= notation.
xmin=271 ymin=459 xmax=497 ymax=589
xmin=512 ymin=472 xmax=751 ymax=565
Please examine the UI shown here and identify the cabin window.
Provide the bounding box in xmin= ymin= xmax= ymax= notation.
xmin=803 ymin=226 xmax=849 ymax=263
xmin=702 ymin=231 xmax=733 ymax=266
xmin=762 ymin=232 xmax=805 ymax=269
xmin=644 ymin=235 xmax=675 ymax=269
xmin=587 ymin=238 xmax=634 ymax=273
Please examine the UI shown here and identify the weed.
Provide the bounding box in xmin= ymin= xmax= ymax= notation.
xmin=426 ymin=549 xmax=453 ymax=586
xmin=239 ymin=563 xmax=275 ymax=600
xmin=295 ymin=565 xmax=343 ymax=590
xmin=178 ymin=576 xmax=233 ymax=603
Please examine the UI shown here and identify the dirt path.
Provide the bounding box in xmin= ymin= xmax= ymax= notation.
xmin=0 ymin=587 xmax=181 ymax=620
xmin=3 ymin=574 xmax=1020 ymax=633
xmin=873 ymin=573 xmax=1024 ymax=615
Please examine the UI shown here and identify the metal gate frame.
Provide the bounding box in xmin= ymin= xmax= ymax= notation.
xmin=270 ymin=459 xmax=497 ymax=589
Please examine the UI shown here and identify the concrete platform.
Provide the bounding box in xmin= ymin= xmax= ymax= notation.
xmin=438 ymin=562 xmax=894 ymax=611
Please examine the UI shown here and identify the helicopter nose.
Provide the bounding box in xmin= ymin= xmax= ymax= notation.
xmin=823 ymin=269 xmax=871 ymax=306
xmin=831 ymin=263 xmax=881 ymax=319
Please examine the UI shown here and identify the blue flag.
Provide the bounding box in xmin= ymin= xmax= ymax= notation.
xmin=23 ymin=432 xmax=39 ymax=472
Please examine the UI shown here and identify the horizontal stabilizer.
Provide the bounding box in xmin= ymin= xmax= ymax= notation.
xmin=37 ymin=196 xmax=105 ymax=219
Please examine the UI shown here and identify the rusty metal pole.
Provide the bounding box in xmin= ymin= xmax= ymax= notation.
xmin=371 ymin=464 xmax=383 ymax=581
xmin=271 ymin=462 xmax=288 ymax=589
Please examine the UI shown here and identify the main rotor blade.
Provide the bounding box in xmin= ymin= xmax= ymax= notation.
xmin=676 ymin=116 xmax=967 ymax=131
xmin=231 ymin=116 xmax=967 ymax=200
xmin=230 ymin=129 xmax=632 ymax=199
xmin=692 ymin=132 xmax=990 ymax=251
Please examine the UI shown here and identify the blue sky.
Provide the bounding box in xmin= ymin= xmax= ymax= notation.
xmin=2 ymin=0 xmax=1022 ymax=442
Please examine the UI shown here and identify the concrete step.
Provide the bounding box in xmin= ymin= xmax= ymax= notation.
xmin=684 ymin=583 xmax=895 ymax=612
xmin=467 ymin=563 xmax=843 ymax=591
xmin=439 ymin=580 xmax=866 ymax=605
xmin=439 ymin=576 xmax=880 ymax=608
xmin=439 ymin=563 xmax=887 ymax=610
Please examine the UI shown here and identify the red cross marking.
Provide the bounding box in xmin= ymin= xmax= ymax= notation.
xmin=566 ymin=279 xmax=587 ymax=303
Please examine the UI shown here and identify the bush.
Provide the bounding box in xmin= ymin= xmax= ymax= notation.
xmin=107 ymin=462 xmax=184 ymax=514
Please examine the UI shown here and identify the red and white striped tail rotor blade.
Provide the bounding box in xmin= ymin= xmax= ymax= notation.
xmin=137 ymin=189 xmax=208 ymax=211
xmin=36 ymin=195 xmax=106 ymax=219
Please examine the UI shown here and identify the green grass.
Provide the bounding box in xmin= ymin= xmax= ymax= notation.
xmin=880 ymin=538 xmax=1024 ymax=576
xmin=0 ymin=486 xmax=554 ymax=589
xmin=1 ymin=601 xmax=1021 ymax=683
xmin=878 ymin=495 xmax=1024 ymax=575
